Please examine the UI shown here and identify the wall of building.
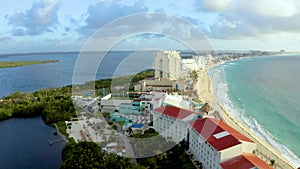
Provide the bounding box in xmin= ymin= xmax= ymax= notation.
xmin=152 ymin=112 xmax=189 ymax=143
xmin=189 ymin=128 xmax=221 ymax=169
xmin=100 ymin=100 xmax=131 ymax=112
xmin=241 ymin=141 xmax=257 ymax=153
xmin=119 ymin=101 xmax=152 ymax=115
xmin=220 ymin=144 xmax=243 ymax=162
xmin=154 ymin=50 xmax=181 ymax=80
xmin=119 ymin=103 xmax=132 ymax=114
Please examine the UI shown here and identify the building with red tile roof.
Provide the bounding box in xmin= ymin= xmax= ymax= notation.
xmin=153 ymin=106 xmax=196 ymax=120
xmin=221 ymin=153 xmax=273 ymax=169
xmin=152 ymin=106 xmax=197 ymax=143
xmin=151 ymin=106 xmax=271 ymax=169
xmin=188 ymin=118 xmax=258 ymax=169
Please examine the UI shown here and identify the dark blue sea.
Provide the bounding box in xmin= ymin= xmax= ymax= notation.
xmin=0 ymin=51 xmax=154 ymax=169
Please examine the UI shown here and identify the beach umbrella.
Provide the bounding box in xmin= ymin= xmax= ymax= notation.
xmin=200 ymin=103 xmax=211 ymax=114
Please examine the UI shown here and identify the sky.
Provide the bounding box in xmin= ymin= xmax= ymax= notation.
xmin=1 ymin=0 xmax=300 ymax=54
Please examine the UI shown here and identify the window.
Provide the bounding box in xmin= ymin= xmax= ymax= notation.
xmin=160 ymin=71 xmax=163 ymax=78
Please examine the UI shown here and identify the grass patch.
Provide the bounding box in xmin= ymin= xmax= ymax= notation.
xmin=56 ymin=121 xmax=69 ymax=138
xmin=192 ymin=98 xmax=202 ymax=103
xmin=0 ymin=60 xmax=59 ymax=68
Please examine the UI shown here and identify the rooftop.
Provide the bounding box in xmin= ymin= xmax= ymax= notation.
xmin=153 ymin=106 xmax=196 ymax=120
xmin=221 ymin=153 xmax=273 ymax=169
xmin=133 ymin=98 xmax=151 ymax=102
xmin=189 ymin=118 xmax=253 ymax=151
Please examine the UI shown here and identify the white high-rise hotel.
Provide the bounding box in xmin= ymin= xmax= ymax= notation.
xmin=154 ymin=50 xmax=181 ymax=80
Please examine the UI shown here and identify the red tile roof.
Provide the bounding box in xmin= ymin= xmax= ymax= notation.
xmin=189 ymin=118 xmax=253 ymax=151
xmin=153 ymin=106 xmax=195 ymax=120
xmin=221 ymin=153 xmax=273 ymax=169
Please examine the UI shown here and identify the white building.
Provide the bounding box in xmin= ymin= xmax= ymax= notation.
xmin=181 ymin=55 xmax=212 ymax=78
xmin=154 ymin=50 xmax=181 ymax=80
xmin=188 ymin=118 xmax=258 ymax=169
xmin=151 ymin=105 xmax=272 ymax=169
xmin=141 ymin=92 xmax=166 ymax=109
xmin=163 ymin=93 xmax=191 ymax=110
xmin=152 ymin=106 xmax=197 ymax=143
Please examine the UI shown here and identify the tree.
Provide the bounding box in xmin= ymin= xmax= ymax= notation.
xmin=60 ymin=141 xmax=145 ymax=169
xmin=270 ymin=159 xmax=275 ymax=166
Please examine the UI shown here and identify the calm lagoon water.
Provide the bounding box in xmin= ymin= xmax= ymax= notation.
xmin=0 ymin=117 xmax=65 ymax=169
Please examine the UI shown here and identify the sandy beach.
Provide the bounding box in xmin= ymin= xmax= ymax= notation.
xmin=195 ymin=63 xmax=297 ymax=169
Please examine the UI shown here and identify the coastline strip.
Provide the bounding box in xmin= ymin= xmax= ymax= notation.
xmin=196 ymin=63 xmax=297 ymax=169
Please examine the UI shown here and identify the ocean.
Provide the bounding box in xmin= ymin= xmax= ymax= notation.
xmin=209 ymin=54 xmax=300 ymax=167
xmin=0 ymin=51 xmax=154 ymax=168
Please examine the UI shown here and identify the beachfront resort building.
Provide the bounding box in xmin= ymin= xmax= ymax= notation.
xmin=189 ymin=118 xmax=259 ymax=169
xmin=152 ymin=106 xmax=197 ymax=143
xmin=181 ymin=54 xmax=215 ymax=78
xmin=221 ymin=153 xmax=273 ymax=169
xmin=151 ymin=105 xmax=272 ymax=169
xmin=154 ymin=50 xmax=181 ymax=80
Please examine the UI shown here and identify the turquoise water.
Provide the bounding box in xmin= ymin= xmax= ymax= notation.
xmin=210 ymin=54 xmax=300 ymax=167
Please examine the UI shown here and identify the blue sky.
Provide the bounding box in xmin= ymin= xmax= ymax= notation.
xmin=1 ymin=0 xmax=300 ymax=53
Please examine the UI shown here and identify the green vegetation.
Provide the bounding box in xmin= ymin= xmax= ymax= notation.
xmin=192 ymin=98 xmax=202 ymax=103
xmin=0 ymin=69 xmax=153 ymax=128
xmin=60 ymin=131 xmax=195 ymax=169
xmin=270 ymin=159 xmax=275 ymax=166
xmin=0 ymin=60 xmax=59 ymax=68
xmin=0 ymin=86 xmax=76 ymax=124
xmin=60 ymin=141 xmax=145 ymax=169
xmin=129 ymin=129 xmax=196 ymax=169
xmin=190 ymin=70 xmax=198 ymax=80
xmin=75 ymin=69 xmax=154 ymax=96
xmin=56 ymin=121 xmax=69 ymax=138
xmin=137 ymin=142 xmax=196 ymax=169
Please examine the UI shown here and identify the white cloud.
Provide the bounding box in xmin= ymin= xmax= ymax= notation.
xmin=78 ymin=0 xmax=148 ymax=36
xmin=207 ymin=0 xmax=300 ymax=39
xmin=236 ymin=0 xmax=300 ymax=17
xmin=6 ymin=0 xmax=59 ymax=36
xmin=0 ymin=35 xmax=12 ymax=42
xmin=196 ymin=0 xmax=232 ymax=12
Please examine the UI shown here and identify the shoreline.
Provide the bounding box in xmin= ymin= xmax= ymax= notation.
xmin=196 ymin=60 xmax=297 ymax=169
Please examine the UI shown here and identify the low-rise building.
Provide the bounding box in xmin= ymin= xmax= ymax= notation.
xmin=163 ymin=93 xmax=191 ymax=110
xmin=119 ymin=98 xmax=152 ymax=115
xmin=99 ymin=99 xmax=131 ymax=112
xmin=152 ymin=106 xmax=197 ymax=143
xmin=134 ymin=78 xmax=177 ymax=92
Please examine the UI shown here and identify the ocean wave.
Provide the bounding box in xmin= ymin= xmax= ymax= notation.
xmin=209 ymin=66 xmax=300 ymax=168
